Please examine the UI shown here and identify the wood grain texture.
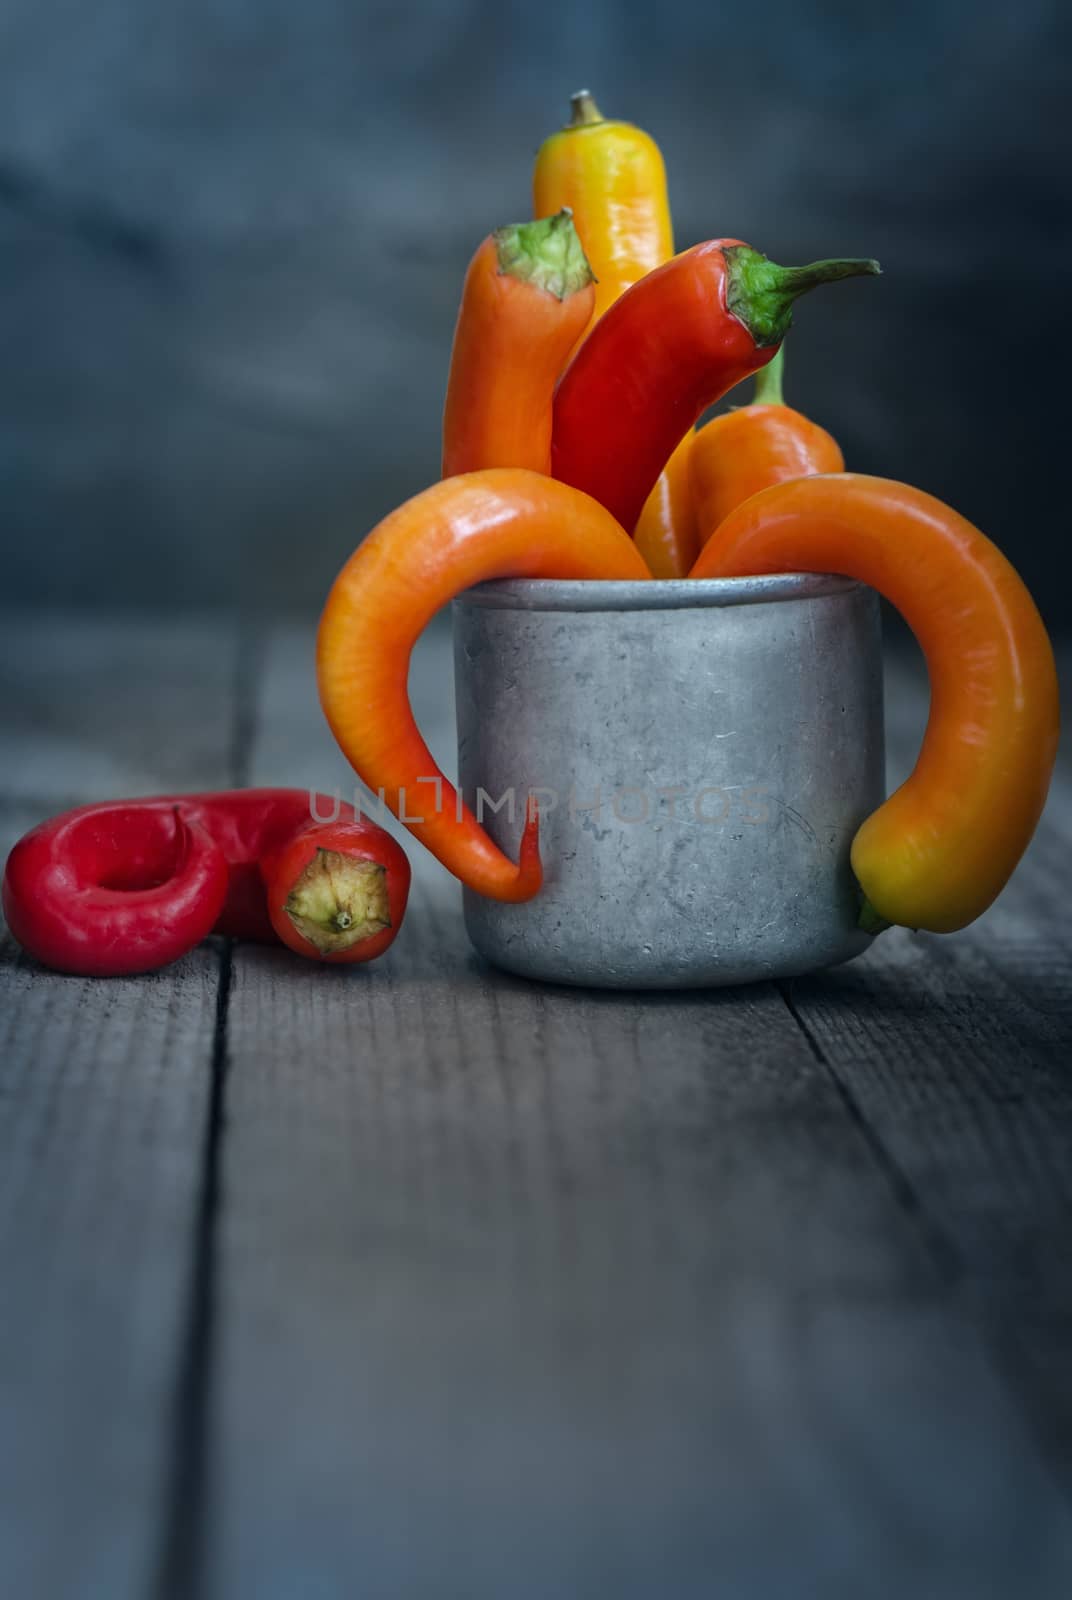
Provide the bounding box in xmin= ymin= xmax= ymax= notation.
xmin=3 ymin=617 xmax=1071 ymax=1598
xmin=780 ymin=649 xmax=1072 ymax=1478
xmin=0 ymin=618 xmax=239 ymax=1599
xmin=0 ymin=917 xmax=222 ymax=1599
xmin=204 ymin=623 xmax=1072 ymax=1598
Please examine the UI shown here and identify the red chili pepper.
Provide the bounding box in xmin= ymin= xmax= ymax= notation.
xmin=551 ymin=239 xmax=879 ymax=536
xmin=2 ymin=789 xmax=410 ymax=976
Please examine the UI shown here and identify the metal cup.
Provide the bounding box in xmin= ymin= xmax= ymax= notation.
xmin=453 ymin=575 xmax=884 ymax=989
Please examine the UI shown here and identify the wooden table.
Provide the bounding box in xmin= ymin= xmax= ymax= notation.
xmin=2 ymin=612 xmax=1071 ymax=1599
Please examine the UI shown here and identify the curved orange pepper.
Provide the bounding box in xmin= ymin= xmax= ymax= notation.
xmin=690 ymin=347 xmax=844 ymax=552
xmin=691 ymin=473 xmax=1059 ymax=932
xmin=318 ymin=470 xmax=652 ymax=902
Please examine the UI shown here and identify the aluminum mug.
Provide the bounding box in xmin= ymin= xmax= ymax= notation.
xmin=453 ymin=575 xmax=885 ymax=989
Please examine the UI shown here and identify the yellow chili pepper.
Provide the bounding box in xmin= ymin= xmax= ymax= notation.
xmin=533 ymin=89 xmax=673 ymax=321
xmin=533 ymin=91 xmax=698 ymax=577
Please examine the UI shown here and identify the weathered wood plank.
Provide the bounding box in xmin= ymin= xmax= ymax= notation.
xmin=0 ymin=908 xmax=222 ymax=1600
xmin=0 ymin=617 xmax=239 ymax=1599
xmin=780 ymin=649 xmax=1072 ymax=1474
xmin=206 ymin=622 xmax=1072 ymax=1597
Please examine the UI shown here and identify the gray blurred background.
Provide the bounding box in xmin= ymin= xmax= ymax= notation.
xmin=1 ymin=0 xmax=1069 ymax=626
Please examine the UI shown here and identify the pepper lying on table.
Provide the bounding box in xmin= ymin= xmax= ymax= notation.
xmin=2 ymin=789 xmax=411 ymax=976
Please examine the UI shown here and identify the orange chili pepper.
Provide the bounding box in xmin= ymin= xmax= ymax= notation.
xmin=317 ymin=470 xmax=651 ymax=902
xmin=533 ymin=91 xmax=697 ymax=577
xmin=690 ymin=346 xmax=844 ymax=551
xmin=442 ymin=211 xmax=594 ymax=478
xmin=633 ymin=433 xmax=698 ymax=580
xmin=691 ymin=474 xmax=1059 ymax=933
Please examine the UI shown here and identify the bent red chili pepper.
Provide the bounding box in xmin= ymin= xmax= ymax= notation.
xmin=2 ymin=789 xmax=410 ymax=976
xmin=551 ymin=238 xmax=879 ymax=536
xmin=3 ymin=803 xmax=229 ymax=977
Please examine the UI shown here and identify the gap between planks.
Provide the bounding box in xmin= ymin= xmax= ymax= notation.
xmin=0 ymin=613 xmax=245 ymax=1600
xmin=150 ymin=622 xmax=259 ymax=1600
xmin=774 ymin=646 xmax=1072 ymax=1502
xmin=199 ymin=617 xmax=1072 ymax=1593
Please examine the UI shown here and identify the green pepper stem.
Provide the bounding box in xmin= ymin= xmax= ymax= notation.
xmin=724 ymin=245 xmax=881 ymax=347
xmin=569 ymin=89 xmax=604 ymax=127
xmin=493 ymin=210 xmax=594 ymax=300
xmin=752 ymin=345 xmax=785 ymax=406
xmin=779 ymin=257 xmax=882 ymax=295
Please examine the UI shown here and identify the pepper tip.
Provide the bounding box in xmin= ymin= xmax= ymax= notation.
xmin=517 ymin=792 xmax=543 ymax=898
xmin=857 ymin=895 xmax=892 ymax=936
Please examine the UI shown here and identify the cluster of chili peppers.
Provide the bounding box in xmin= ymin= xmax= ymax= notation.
xmin=3 ymin=792 xmax=410 ymax=976
xmin=4 ymin=90 xmax=1059 ymax=974
xmin=317 ymin=88 xmax=1058 ymax=938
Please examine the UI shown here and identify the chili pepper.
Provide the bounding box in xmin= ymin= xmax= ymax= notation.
xmin=177 ymin=789 xmax=410 ymax=962
xmin=533 ymin=90 xmax=698 ymax=578
xmin=690 ymin=346 xmax=844 ymax=551
xmin=552 ymin=239 xmax=879 ymax=538
xmin=2 ymin=789 xmax=410 ymax=975
xmin=261 ymin=811 xmax=410 ymax=964
xmin=442 ymin=210 xmax=594 ymax=478
xmin=3 ymin=803 xmax=229 ymax=976
xmin=317 ymin=468 xmax=651 ymax=902
xmin=632 ymin=434 xmax=699 ymax=579
xmin=690 ymin=474 xmax=1059 ymax=933
xmin=533 ymin=90 xmax=673 ymax=326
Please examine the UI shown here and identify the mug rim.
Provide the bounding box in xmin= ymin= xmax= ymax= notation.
xmin=454 ymin=572 xmax=862 ymax=613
